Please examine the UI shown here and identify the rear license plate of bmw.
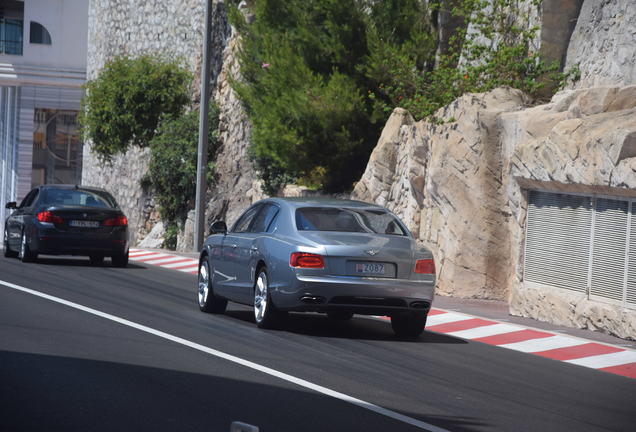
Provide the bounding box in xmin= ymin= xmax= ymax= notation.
xmin=69 ymin=220 xmax=100 ymax=228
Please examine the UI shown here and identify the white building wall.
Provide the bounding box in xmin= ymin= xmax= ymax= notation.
xmin=0 ymin=0 xmax=87 ymax=215
xmin=22 ymin=0 xmax=88 ymax=72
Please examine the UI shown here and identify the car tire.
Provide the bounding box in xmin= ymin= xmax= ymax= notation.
xmin=198 ymin=259 xmax=227 ymax=313
xmin=390 ymin=312 xmax=427 ymax=337
xmin=18 ymin=231 xmax=37 ymax=263
xmin=89 ymin=254 xmax=104 ymax=266
xmin=112 ymin=250 xmax=129 ymax=267
xmin=3 ymin=229 xmax=17 ymax=258
xmin=253 ymin=267 xmax=283 ymax=329
xmin=327 ymin=311 xmax=354 ymax=321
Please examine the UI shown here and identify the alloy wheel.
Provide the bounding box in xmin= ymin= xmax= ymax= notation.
xmin=19 ymin=233 xmax=26 ymax=259
xmin=254 ymin=271 xmax=268 ymax=324
xmin=198 ymin=261 xmax=209 ymax=307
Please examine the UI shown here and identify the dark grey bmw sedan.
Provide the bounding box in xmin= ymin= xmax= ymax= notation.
xmin=197 ymin=198 xmax=435 ymax=337
xmin=3 ymin=185 xmax=129 ymax=266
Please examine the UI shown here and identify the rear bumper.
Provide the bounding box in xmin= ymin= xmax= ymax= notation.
xmin=30 ymin=225 xmax=128 ymax=256
xmin=273 ymin=273 xmax=435 ymax=316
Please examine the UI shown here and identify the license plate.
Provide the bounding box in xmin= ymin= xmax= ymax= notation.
xmin=69 ymin=220 xmax=100 ymax=228
xmin=356 ymin=263 xmax=385 ymax=274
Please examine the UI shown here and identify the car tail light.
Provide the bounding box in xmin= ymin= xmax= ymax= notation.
xmin=104 ymin=216 xmax=128 ymax=226
xmin=37 ymin=211 xmax=63 ymax=224
xmin=290 ymin=252 xmax=324 ymax=269
xmin=415 ymin=259 xmax=435 ymax=274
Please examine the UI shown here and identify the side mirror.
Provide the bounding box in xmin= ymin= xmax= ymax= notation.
xmin=209 ymin=221 xmax=227 ymax=235
xmin=5 ymin=202 xmax=16 ymax=209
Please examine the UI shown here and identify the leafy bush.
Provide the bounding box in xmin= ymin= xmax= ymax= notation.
xmin=147 ymin=107 xmax=220 ymax=224
xmin=163 ymin=223 xmax=179 ymax=250
xmin=80 ymin=55 xmax=191 ymax=159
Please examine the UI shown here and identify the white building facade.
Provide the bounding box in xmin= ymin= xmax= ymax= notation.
xmin=0 ymin=0 xmax=87 ymax=225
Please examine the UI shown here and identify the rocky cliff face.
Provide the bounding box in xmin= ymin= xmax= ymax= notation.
xmin=353 ymin=84 xmax=636 ymax=338
xmin=353 ymin=88 xmax=530 ymax=299
xmin=565 ymin=0 xmax=636 ymax=89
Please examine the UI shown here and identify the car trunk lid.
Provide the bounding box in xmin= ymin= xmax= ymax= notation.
xmin=41 ymin=206 xmax=124 ymax=233
xmin=299 ymin=231 xmax=413 ymax=278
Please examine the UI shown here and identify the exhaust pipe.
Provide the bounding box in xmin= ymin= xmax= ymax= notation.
xmin=409 ymin=301 xmax=431 ymax=310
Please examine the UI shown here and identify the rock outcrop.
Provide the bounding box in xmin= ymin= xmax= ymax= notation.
xmin=353 ymin=84 xmax=636 ymax=338
xmin=565 ymin=0 xmax=636 ymax=89
xmin=354 ymin=88 xmax=530 ymax=299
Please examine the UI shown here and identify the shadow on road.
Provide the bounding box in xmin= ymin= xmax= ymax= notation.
xmin=17 ymin=255 xmax=146 ymax=270
xmin=0 ymin=349 xmax=485 ymax=432
xmin=224 ymin=309 xmax=467 ymax=344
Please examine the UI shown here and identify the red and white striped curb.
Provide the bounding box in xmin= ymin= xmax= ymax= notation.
xmin=129 ymin=248 xmax=635 ymax=380
xmin=420 ymin=309 xmax=636 ymax=379
xmin=129 ymin=248 xmax=199 ymax=275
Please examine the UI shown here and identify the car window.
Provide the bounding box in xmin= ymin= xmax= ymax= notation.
xmin=295 ymin=207 xmax=407 ymax=236
xmin=250 ymin=204 xmax=280 ymax=233
xmin=232 ymin=205 xmax=261 ymax=233
xmin=18 ymin=189 xmax=38 ymax=209
xmin=40 ymin=188 xmax=119 ymax=208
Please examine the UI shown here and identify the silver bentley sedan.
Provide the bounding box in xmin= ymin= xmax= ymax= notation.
xmin=197 ymin=198 xmax=435 ymax=337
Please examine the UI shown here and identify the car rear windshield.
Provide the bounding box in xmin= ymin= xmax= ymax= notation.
xmin=295 ymin=207 xmax=407 ymax=236
xmin=40 ymin=188 xmax=119 ymax=209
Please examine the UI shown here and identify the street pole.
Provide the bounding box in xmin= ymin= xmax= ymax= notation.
xmin=194 ymin=0 xmax=213 ymax=252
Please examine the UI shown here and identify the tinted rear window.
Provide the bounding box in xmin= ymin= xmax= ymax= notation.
xmin=41 ymin=188 xmax=119 ymax=209
xmin=295 ymin=207 xmax=406 ymax=236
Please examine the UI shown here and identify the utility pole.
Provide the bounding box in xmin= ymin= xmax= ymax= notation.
xmin=194 ymin=0 xmax=213 ymax=251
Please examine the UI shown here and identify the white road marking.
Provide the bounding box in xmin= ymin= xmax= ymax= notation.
xmin=498 ymin=335 xmax=586 ymax=353
xmin=177 ymin=266 xmax=199 ymax=273
xmin=0 ymin=279 xmax=449 ymax=432
xmin=566 ymin=351 xmax=636 ymax=369
xmin=446 ymin=323 xmax=521 ymax=339
xmin=426 ymin=312 xmax=472 ymax=326
xmin=160 ymin=260 xmax=200 ymax=269
xmin=130 ymin=253 xmax=171 ymax=261
xmin=129 ymin=251 xmax=158 ymax=257
xmin=142 ymin=256 xmax=193 ymax=265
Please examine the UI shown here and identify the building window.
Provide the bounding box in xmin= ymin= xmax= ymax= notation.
xmin=32 ymin=109 xmax=83 ymax=188
xmin=0 ymin=1 xmax=24 ymax=55
xmin=524 ymin=190 xmax=636 ymax=309
xmin=30 ymin=21 xmax=51 ymax=45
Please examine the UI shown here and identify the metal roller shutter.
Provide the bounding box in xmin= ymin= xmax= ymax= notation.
xmin=627 ymin=203 xmax=636 ymax=307
xmin=590 ymin=198 xmax=628 ymax=303
xmin=524 ymin=191 xmax=592 ymax=293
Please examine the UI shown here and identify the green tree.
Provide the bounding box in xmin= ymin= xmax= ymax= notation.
xmin=232 ymin=0 xmax=383 ymax=193
xmin=80 ymin=55 xmax=191 ymax=159
xmin=147 ymin=107 xmax=220 ymax=225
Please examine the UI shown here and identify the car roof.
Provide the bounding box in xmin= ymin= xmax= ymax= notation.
xmin=37 ymin=184 xmax=110 ymax=193
xmin=265 ymin=197 xmax=385 ymax=209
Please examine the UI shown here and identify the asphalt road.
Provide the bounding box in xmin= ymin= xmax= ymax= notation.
xmin=0 ymin=254 xmax=634 ymax=432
